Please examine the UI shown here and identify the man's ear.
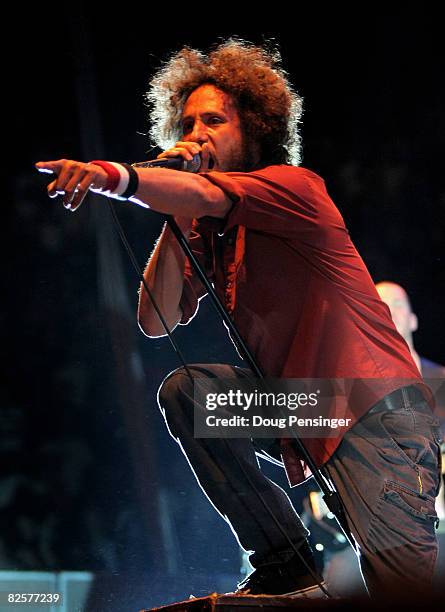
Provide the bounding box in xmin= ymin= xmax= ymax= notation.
xmin=409 ymin=312 xmax=418 ymax=333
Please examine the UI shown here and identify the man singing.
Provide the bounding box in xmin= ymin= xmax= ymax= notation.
xmin=36 ymin=39 xmax=442 ymax=599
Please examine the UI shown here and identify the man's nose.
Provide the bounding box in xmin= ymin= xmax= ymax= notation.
xmin=189 ymin=120 xmax=208 ymax=144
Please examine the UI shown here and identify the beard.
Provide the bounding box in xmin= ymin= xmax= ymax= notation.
xmin=220 ymin=132 xmax=260 ymax=173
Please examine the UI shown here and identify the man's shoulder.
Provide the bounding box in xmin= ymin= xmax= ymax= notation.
xmin=248 ymin=164 xmax=325 ymax=184
xmin=224 ymin=165 xmax=327 ymax=201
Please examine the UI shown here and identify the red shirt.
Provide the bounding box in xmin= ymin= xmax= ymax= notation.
xmin=179 ymin=165 xmax=424 ymax=485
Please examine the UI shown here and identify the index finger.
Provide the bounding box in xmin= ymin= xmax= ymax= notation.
xmin=35 ymin=160 xmax=67 ymax=175
xmin=174 ymin=142 xmax=202 ymax=154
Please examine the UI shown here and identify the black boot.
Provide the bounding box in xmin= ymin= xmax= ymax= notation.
xmin=235 ymin=541 xmax=326 ymax=597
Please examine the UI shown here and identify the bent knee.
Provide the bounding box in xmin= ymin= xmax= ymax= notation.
xmin=158 ymin=366 xmax=194 ymax=407
xmin=159 ymin=366 xmax=189 ymax=395
xmin=157 ymin=367 xmax=199 ymax=439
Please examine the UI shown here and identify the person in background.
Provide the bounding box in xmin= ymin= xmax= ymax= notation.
xmin=376 ymin=281 xmax=445 ymax=379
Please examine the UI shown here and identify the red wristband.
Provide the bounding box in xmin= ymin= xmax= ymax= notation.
xmin=90 ymin=160 xmax=121 ymax=192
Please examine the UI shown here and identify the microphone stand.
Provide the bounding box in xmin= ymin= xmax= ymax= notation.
xmin=166 ymin=215 xmax=357 ymax=552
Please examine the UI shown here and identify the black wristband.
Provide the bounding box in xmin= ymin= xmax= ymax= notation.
xmin=120 ymin=163 xmax=139 ymax=199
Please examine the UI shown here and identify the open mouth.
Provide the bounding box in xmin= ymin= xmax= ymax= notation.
xmin=208 ymin=155 xmax=215 ymax=170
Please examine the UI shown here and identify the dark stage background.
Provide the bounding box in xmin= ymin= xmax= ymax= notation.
xmin=5 ymin=6 xmax=444 ymax=611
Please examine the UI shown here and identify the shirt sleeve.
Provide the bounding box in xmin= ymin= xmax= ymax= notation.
xmin=178 ymin=220 xmax=214 ymax=325
xmin=199 ymin=165 xmax=325 ymax=239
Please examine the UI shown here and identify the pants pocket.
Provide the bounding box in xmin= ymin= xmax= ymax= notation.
xmin=379 ymin=409 xmax=427 ymax=465
xmin=378 ymin=408 xmax=442 ymax=498
xmin=368 ymin=479 xmax=439 ymax=555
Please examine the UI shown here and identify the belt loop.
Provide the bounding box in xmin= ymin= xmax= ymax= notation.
xmin=401 ymin=385 xmax=411 ymax=410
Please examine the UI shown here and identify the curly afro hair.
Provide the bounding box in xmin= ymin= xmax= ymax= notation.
xmin=146 ymin=39 xmax=303 ymax=168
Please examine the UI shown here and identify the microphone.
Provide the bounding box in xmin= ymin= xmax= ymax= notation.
xmin=132 ymin=153 xmax=201 ymax=173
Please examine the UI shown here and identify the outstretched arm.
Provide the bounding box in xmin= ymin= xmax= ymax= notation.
xmin=36 ymin=142 xmax=231 ymax=338
xmin=35 ymin=158 xmax=232 ymax=218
